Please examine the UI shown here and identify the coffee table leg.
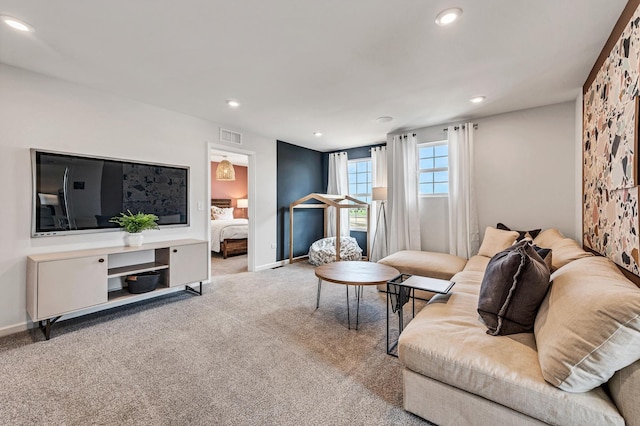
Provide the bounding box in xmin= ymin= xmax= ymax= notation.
xmin=346 ymin=285 xmax=351 ymax=329
xmin=355 ymin=285 xmax=361 ymax=330
xmin=316 ymin=278 xmax=322 ymax=309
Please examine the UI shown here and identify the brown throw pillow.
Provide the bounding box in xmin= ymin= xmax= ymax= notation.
xmin=533 ymin=245 xmax=553 ymax=272
xmin=496 ymin=222 xmax=541 ymax=241
xmin=478 ymin=240 xmax=551 ymax=335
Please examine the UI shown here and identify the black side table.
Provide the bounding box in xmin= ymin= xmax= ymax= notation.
xmin=386 ymin=274 xmax=455 ymax=356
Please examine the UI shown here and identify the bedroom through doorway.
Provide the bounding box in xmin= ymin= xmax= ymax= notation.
xmin=210 ymin=149 xmax=249 ymax=277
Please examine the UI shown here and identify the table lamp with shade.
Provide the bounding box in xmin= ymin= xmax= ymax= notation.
xmin=237 ymin=198 xmax=248 ymax=218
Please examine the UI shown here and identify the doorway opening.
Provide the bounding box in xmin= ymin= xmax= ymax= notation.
xmin=209 ymin=148 xmax=250 ymax=277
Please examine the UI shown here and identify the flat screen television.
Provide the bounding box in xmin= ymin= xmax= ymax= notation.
xmin=31 ymin=149 xmax=189 ymax=237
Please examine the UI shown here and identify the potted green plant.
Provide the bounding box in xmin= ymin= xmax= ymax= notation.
xmin=110 ymin=210 xmax=159 ymax=246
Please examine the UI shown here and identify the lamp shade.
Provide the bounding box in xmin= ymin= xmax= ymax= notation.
xmin=216 ymin=159 xmax=236 ymax=181
xmin=372 ymin=186 xmax=387 ymax=201
xmin=237 ymin=198 xmax=248 ymax=209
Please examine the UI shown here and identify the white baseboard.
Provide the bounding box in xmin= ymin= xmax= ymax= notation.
xmin=0 ymin=322 xmax=30 ymax=338
xmin=255 ymin=259 xmax=290 ymax=271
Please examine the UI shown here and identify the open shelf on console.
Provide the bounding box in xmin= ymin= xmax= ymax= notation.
xmin=107 ymin=262 xmax=169 ymax=278
xmin=107 ymin=284 xmax=171 ymax=302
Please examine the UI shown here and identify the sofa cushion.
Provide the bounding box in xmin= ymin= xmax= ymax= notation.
xmin=477 ymin=240 xmax=551 ymax=335
xmin=609 ymin=359 xmax=640 ymax=425
xmin=496 ymin=222 xmax=541 ymax=241
xmin=450 ymin=270 xmax=483 ymax=296
xmin=462 ymin=255 xmax=490 ymax=273
xmin=377 ymin=250 xmax=467 ymax=280
xmin=399 ymin=291 xmax=623 ymax=425
xmin=477 ymin=226 xmax=519 ymax=257
xmin=534 ymin=256 xmax=640 ymax=392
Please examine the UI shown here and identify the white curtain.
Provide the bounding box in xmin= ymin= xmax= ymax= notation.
xmin=370 ymin=146 xmax=388 ymax=261
xmin=326 ymin=152 xmax=349 ymax=237
xmin=448 ymin=124 xmax=480 ymax=258
xmin=388 ymin=134 xmax=421 ymax=253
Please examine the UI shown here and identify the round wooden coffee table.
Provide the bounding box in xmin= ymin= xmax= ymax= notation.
xmin=315 ymin=261 xmax=399 ymax=329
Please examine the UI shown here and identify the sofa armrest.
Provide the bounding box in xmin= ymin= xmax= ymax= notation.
xmin=609 ymin=359 xmax=640 ymax=426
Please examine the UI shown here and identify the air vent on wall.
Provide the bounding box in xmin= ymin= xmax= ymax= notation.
xmin=220 ymin=128 xmax=242 ymax=145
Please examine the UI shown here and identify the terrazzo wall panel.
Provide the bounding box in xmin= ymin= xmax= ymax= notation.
xmin=584 ymin=5 xmax=640 ymax=275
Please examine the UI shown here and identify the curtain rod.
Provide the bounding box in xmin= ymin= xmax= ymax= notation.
xmin=443 ymin=124 xmax=479 ymax=131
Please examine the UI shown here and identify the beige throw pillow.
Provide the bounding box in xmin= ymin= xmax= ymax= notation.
xmin=532 ymin=229 xmax=592 ymax=270
xmin=534 ymin=256 xmax=640 ymax=392
xmin=533 ymin=228 xmax=565 ymax=248
xmin=548 ymin=238 xmax=592 ymax=270
xmin=477 ymin=226 xmax=519 ymax=258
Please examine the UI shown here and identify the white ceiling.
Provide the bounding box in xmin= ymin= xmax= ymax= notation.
xmin=0 ymin=0 xmax=627 ymax=151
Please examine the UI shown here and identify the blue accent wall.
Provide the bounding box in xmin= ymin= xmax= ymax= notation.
xmin=323 ymin=143 xmax=386 ymax=256
xmin=276 ymin=141 xmax=386 ymax=262
xmin=276 ymin=141 xmax=325 ymax=261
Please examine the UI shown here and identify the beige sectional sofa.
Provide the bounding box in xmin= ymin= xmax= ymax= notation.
xmin=379 ymin=228 xmax=640 ymax=426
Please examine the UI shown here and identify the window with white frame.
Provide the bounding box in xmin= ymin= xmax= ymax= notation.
xmin=418 ymin=141 xmax=449 ymax=195
xmin=347 ymin=158 xmax=371 ymax=231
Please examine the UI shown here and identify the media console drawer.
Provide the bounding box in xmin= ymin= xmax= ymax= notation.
xmin=27 ymin=239 xmax=208 ymax=339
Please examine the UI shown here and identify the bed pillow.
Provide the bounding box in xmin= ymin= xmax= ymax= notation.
xmin=477 ymin=226 xmax=519 ymax=257
xmin=478 ymin=240 xmax=551 ymax=335
xmin=496 ymin=223 xmax=541 ymax=241
xmin=535 ymin=256 xmax=640 ymax=392
xmin=213 ymin=207 xmax=234 ymax=220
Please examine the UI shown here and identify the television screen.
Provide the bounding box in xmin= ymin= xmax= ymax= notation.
xmin=32 ymin=149 xmax=189 ymax=237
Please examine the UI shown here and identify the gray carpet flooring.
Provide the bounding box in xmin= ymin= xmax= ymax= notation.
xmin=211 ymin=252 xmax=248 ymax=276
xmin=0 ymin=262 xmax=431 ymax=425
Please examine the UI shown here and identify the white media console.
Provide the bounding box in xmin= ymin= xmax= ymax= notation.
xmin=27 ymin=239 xmax=209 ymax=339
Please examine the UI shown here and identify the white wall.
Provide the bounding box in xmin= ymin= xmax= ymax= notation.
xmin=0 ymin=64 xmax=277 ymax=335
xmin=410 ymin=100 xmax=577 ymax=252
xmin=574 ymin=93 xmax=583 ymax=244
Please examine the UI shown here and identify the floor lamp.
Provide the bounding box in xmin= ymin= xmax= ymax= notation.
xmin=371 ymin=186 xmax=388 ymax=261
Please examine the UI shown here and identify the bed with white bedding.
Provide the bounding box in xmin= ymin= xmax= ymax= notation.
xmin=210 ymin=218 xmax=249 ymax=257
xmin=210 ymin=199 xmax=248 ymax=258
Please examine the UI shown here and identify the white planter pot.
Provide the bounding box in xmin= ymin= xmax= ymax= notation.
xmin=125 ymin=232 xmax=144 ymax=247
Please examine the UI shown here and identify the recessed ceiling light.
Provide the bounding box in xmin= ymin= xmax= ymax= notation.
xmin=375 ymin=116 xmax=393 ymax=123
xmin=469 ymin=96 xmax=486 ymax=104
xmin=313 ymin=132 xmax=323 ymax=137
xmin=435 ymin=8 xmax=462 ymax=26
xmin=226 ymin=99 xmax=240 ymax=108
xmin=0 ymin=15 xmax=34 ymax=32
